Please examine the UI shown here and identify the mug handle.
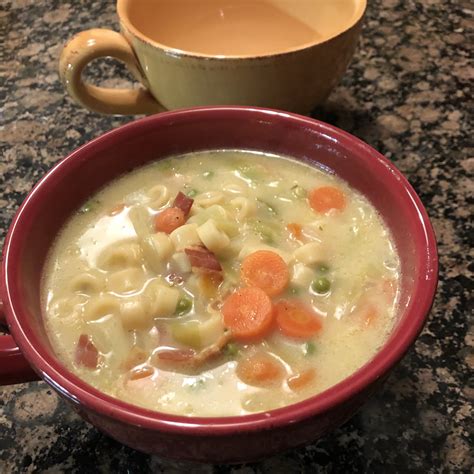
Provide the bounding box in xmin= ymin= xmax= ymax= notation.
xmin=0 ymin=300 xmax=40 ymax=385
xmin=59 ymin=28 xmax=165 ymax=115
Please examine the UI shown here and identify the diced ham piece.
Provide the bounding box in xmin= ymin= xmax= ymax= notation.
xmin=75 ymin=334 xmax=99 ymax=369
xmin=173 ymin=191 xmax=194 ymax=217
xmin=185 ymin=246 xmax=222 ymax=272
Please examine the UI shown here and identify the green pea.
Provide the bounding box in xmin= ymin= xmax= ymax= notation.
xmin=224 ymin=342 xmax=240 ymax=357
xmin=291 ymin=185 xmax=307 ymax=198
xmin=304 ymin=341 xmax=316 ymax=356
xmin=175 ymin=297 xmax=192 ymax=315
xmin=186 ymin=189 xmax=198 ymax=198
xmin=311 ymin=277 xmax=331 ymax=294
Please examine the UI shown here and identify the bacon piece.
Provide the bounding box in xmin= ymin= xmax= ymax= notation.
xmin=191 ymin=330 xmax=232 ymax=367
xmin=129 ymin=366 xmax=154 ymax=380
xmin=75 ymin=334 xmax=99 ymax=369
xmin=154 ymin=331 xmax=233 ymax=369
xmin=185 ymin=246 xmax=222 ymax=272
xmin=173 ymin=191 xmax=194 ymax=217
xmin=156 ymin=348 xmax=196 ymax=362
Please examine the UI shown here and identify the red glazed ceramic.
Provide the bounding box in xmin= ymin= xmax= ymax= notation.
xmin=0 ymin=107 xmax=438 ymax=462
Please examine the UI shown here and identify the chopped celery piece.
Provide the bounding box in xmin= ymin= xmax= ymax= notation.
xmin=257 ymin=199 xmax=278 ymax=215
xmin=186 ymin=189 xmax=198 ymax=198
xmin=237 ymin=164 xmax=262 ymax=181
xmin=189 ymin=378 xmax=206 ymax=390
xmin=175 ymin=297 xmax=192 ymax=316
xmin=153 ymin=159 xmax=175 ymax=173
xmin=78 ymin=199 xmax=100 ymax=214
xmin=224 ymin=343 xmax=240 ymax=357
xmin=291 ymin=184 xmax=307 ymax=198
xmin=304 ymin=341 xmax=316 ymax=356
xmin=316 ymin=263 xmax=330 ymax=273
xmin=250 ymin=219 xmax=279 ymax=244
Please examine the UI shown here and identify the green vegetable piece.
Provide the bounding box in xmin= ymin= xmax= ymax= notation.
xmin=237 ymin=165 xmax=261 ymax=182
xmin=224 ymin=342 xmax=240 ymax=357
xmin=189 ymin=378 xmax=206 ymax=390
xmin=175 ymin=297 xmax=193 ymax=315
xmin=203 ymin=171 xmax=214 ymax=179
xmin=291 ymin=184 xmax=307 ymax=198
xmin=78 ymin=200 xmax=99 ymax=214
xmin=304 ymin=341 xmax=316 ymax=356
xmin=311 ymin=277 xmax=331 ymax=294
xmin=316 ymin=263 xmax=329 ymax=273
xmin=186 ymin=189 xmax=198 ymax=198
xmin=257 ymin=199 xmax=278 ymax=216
xmin=250 ymin=220 xmax=278 ymax=244
xmin=171 ymin=321 xmax=201 ymax=348
xmin=154 ymin=160 xmax=173 ymax=171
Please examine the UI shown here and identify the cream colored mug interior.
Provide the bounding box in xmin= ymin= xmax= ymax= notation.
xmin=59 ymin=0 xmax=366 ymax=115
xmin=122 ymin=0 xmax=362 ymax=57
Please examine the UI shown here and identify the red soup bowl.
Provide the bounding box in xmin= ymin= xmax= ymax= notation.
xmin=0 ymin=107 xmax=437 ymax=463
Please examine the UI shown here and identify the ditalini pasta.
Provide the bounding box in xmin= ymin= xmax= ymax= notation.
xmin=42 ymin=150 xmax=400 ymax=416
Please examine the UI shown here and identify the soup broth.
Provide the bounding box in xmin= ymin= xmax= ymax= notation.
xmin=127 ymin=0 xmax=358 ymax=56
xmin=43 ymin=151 xmax=400 ymax=417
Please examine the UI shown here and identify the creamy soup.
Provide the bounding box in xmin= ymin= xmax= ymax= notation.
xmin=42 ymin=151 xmax=400 ymax=417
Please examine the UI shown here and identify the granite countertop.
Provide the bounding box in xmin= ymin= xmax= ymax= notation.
xmin=0 ymin=0 xmax=472 ymax=472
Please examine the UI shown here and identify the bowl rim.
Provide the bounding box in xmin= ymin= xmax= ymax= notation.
xmin=1 ymin=106 xmax=438 ymax=435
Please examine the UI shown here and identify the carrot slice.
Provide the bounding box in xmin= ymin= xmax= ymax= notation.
xmin=222 ymin=287 xmax=274 ymax=340
xmin=240 ymin=250 xmax=289 ymax=297
xmin=154 ymin=207 xmax=185 ymax=233
xmin=287 ymin=223 xmax=302 ymax=240
xmin=309 ymin=186 xmax=346 ymax=213
xmin=275 ymin=300 xmax=322 ymax=339
xmin=287 ymin=368 xmax=316 ymax=391
xmin=236 ymin=351 xmax=285 ymax=387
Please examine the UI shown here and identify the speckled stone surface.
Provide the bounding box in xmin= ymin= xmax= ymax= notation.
xmin=0 ymin=0 xmax=472 ymax=472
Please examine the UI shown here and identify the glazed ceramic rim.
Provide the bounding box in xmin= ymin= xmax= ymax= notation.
xmin=117 ymin=0 xmax=367 ymax=59
xmin=2 ymin=106 xmax=438 ymax=435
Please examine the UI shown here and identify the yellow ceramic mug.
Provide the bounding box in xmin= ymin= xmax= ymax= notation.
xmin=59 ymin=0 xmax=367 ymax=115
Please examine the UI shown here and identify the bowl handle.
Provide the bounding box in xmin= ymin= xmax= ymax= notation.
xmin=0 ymin=300 xmax=40 ymax=385
xmin=59 ymin=28 xmax=165 ymax=115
